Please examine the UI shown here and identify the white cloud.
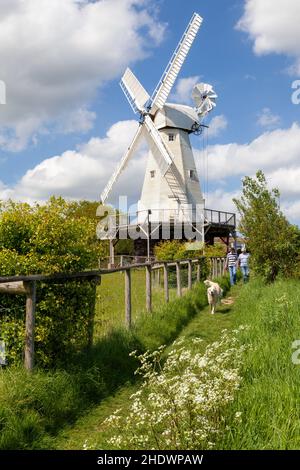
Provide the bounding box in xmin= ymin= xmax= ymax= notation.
xmin=59 ymin=108 xmax=97 ymax=134
xmin=268 ymin=167 xmax=300 ymax=197
xmin=0 ymin=120 xmax=147 ymax=204
xmin=208 ymin=115 xmax=228 ymax=137
xmin=257 ymin=108 xmax=281 ymax=129
xmin=244 ymin=74 xmax=256 ymax=81
xmin=283 ymin=200 xmax=300 ymax=224
xmin=171 ymin=76 xmax=200 ymax=104
xmin=204 ymin=189 xmax=239 ymax=213
xmin=195 ymin=122 xmax=300 ymax=224
xmin=0 ymin=0 xmax=166 ymax=151
xmin=237 ymin=0 xmax=300 ymax=73
xmin=196 ymin=123 xmax=300 ymax=182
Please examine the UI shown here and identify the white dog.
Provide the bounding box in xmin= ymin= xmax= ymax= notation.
xmin=204 ymin=280 xmax=223 ymax=315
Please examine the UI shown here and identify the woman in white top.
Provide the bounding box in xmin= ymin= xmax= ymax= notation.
xmin=238 ymin=247 xmax=250 ymax=283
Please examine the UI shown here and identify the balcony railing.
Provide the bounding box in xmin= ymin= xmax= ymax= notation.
xmin=204 ymin=209 xmax=236 ymax=227
xmin=99 ymin=208 xmax=236 ymax=230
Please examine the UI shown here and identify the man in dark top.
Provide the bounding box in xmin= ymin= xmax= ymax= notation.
xmin=225 ymin=246 xmax=238 ymax=286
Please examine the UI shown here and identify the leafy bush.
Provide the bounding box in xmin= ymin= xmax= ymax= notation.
xmin=154 ymin=240 xmax=187 ymax=261
xmin=234 ymin=171 xmax=300 ymax=282
xmin=154 ymin=240 xmax=209 ymax=284
xmin=204 ymin=242 xmax=227 ymax=257
xmin=0 ymin=197 xmax=106 ymax=366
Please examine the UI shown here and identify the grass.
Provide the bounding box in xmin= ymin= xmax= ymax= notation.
xmin=216 ymin=278 xmax=300 ymax=450
xmin=0 ymin=270 xmax=228 ymax=450
xmin=53 ymin=276 xmax=235 ymax=450
xmin=94 ymin=269 xmax=178 ymax=338
xmin=53 ymin=277 xmax=300 ymax=451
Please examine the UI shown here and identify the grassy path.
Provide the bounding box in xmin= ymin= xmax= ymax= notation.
xmin=53 ymin=287 xmax=238 ymax=450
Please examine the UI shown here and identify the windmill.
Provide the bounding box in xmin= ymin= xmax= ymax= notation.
xmin=99 ymin=13 xmax=222 ymax=254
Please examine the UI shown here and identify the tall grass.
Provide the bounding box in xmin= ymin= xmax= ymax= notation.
xmin=217 ymin=278 xmax=300 ymax=450
xmin=94 ymin=269 xmax=179 ymax=337
xmin=0 ymin=275 xmax=231 ymax=450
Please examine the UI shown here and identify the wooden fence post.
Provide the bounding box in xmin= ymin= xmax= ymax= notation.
xmin=87 ymin=276 xmax=101 ymax=349
xmin=188 ymin=260 xmax=192 ymax=290
xmin=146 ymin=265 xmax=152 ymax=313
xmin=157 ymin=268 xmax=161 ymax=287
xmin=176 ymin=262 xmax=182 ymax=297
xmin=197 ymin=261 xmax=201 ymax=282
xmin=163 ymin=263 xmax=169 ymax=303
xmin=125 ymin=269 xmax=132 ymax=328
xmin=24 ymin=281 xmax=36 ymax=371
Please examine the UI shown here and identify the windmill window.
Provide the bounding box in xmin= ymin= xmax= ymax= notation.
xmin=150 ymin=170 xmax=156 ymax=178
xmin=189 ymin=170 xmax=198 ymax=181
xmin=168 ymin=134 xmax=175 ymax=142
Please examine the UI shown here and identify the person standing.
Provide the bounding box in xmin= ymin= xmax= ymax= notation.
xmin=238 ymin=246 xmax=250 ymax=283
xmin=225 ymin=246 xmax=238 ymax=286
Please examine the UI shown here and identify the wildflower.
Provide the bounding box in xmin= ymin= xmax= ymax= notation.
xmin=103 ymin=328 xmax=248 ymax=450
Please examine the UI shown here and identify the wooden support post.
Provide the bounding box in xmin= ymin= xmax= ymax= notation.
xmin=109 ymin=240 xmax=115 ymax=267
xmin=188 ymin=260 xmax=192 ymax=290
xmin=146 ymin=265 xmax=152 ymax=313
xmin=163 ymin=263 xmax=169 ymax=303
xmin=87 ymin=276 xmax=101 ymax=349
xmin=176 ymin=262 xmax=182 ymax=297
xmin=157 ymin=268 xmax=161 ymax=287
xmin=125 ymin=269 xmax=132 ymax=328
xmin=24 ymin=281 xmax=36 ymax=371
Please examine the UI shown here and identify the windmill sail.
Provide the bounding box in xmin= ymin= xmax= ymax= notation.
xmin=143 ymin=115 xmax=173 ymax=175
xmin=120 ymin=68 xmax=150 ymax=114
xmin=100 ymin=125 xmax=144 ymax=203
xmin=149 ymin=13 xmax=203 ymax=113
xmin=143 ymin=116 xmax=189 ymax=208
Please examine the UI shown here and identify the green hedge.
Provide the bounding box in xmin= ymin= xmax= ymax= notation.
xmin=0 ymin=198 xmax=104 ymax=367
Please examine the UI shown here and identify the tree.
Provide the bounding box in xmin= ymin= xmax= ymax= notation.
xmin=233 ymin=171 xmax=300 ymax=282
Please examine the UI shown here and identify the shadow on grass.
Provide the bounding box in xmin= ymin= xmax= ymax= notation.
xmin=218 ymin=307 xmax=232 ymax=315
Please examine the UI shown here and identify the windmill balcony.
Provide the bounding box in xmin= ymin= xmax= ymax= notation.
xmin=100 ymin=208 xmax=236 ymax=235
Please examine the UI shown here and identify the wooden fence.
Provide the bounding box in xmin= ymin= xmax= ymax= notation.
xmin=0 ymin=257 xmax=225 ymax=371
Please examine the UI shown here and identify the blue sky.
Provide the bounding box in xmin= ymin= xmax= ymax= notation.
xmin=0 ymin=0 xmax=300 ymax=224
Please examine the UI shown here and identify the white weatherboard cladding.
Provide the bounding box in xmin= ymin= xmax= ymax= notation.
xmin=154 ymin=103 xmax=199 ymax=132
xmin=138 ymin=128 xmax=204 ymax=222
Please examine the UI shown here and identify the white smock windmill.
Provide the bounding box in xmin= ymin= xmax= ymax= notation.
xmin=100 ymin=12 xmax=217 ymax=234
